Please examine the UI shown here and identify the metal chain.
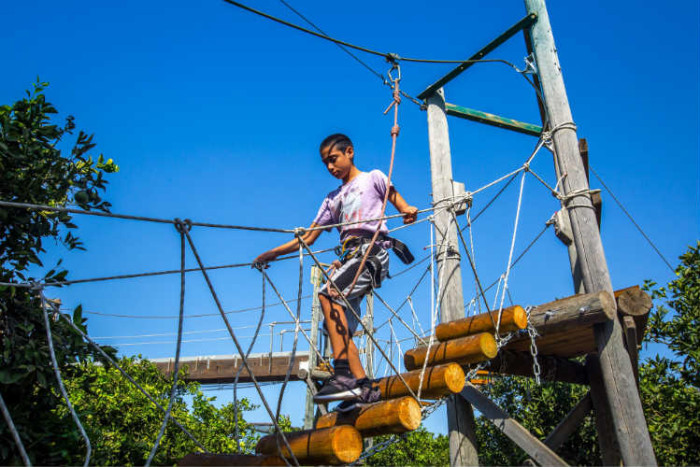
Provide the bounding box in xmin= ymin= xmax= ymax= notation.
xmin=525 ymin=306 xmax=541 ymax=384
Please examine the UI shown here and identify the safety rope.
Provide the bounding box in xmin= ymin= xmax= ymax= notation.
xmin=180 ymin=225 xmax=299 ymax=467
xmin=39 ymin=288 xmax=92 ymax=466
xmin=145 ymin=219 xmax=189 ymax=466
xmin=346 ymin=62 xmax=402 ymax=295
xmin=0 ymin=390 xmax=31 ymax=466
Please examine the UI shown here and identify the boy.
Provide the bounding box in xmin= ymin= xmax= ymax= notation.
xmin=254 ymin=133 xmax=417 ymax=408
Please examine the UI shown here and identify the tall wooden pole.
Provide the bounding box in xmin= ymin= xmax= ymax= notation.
xmin=427 ymin=88 xmax=479 ymax=467
xmin=524 ymin=1 xmax=656 ymax=464
xmin=304 ymin=266 xmax=323 ymax=430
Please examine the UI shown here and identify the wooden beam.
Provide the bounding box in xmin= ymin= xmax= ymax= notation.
xmin=315 ymin=396 xmax=421 ymax=437
xmin=445 ymin=103 xmax=543 ymax=136
xmin=460 ymin=384 xmax=568 ymax=466
xmin=427 ymin=86 xmax=478 ymax=466
xmin=151 ymin=351 xmax=309 ymax=384
xmin=436 ymin=305 xmax=527 ymax=341
xmin=525 ymin=0 xmax=656 ymax=463
xmin=489 ymin=351 xmax=588 ymax=385
xmin=404 ymin=332 xmax=497 ymax=371
xmin=418 ymin=14 xmax=538 ymax=100
xmin=585 ymin=355 xmax=622 ymax=465
xmin=544 ymin=392 xmax=593 ymax=451
xmin=256 ymin=426 xmax=362 ymax=465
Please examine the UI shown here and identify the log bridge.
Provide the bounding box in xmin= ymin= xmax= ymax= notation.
xmin=178 ymin=286 xmax=651 ymax=465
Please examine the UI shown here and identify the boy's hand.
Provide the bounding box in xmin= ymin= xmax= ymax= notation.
xmin=253 ymin=250 xmax=277 ymax=270
xmin=401 ymin=206 xmax=418 ymax=224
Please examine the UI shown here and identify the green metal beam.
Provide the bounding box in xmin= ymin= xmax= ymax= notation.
xmin=445 ymin=103 xmax=542 ymax=136
xmin=417 ymin=13 xmax=537 ymax=101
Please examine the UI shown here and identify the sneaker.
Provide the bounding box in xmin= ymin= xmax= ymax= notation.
xmin=334 ymin=380 xmax=381 ymax=412
xmin=313 ymin=375 xmax=361 ymax=402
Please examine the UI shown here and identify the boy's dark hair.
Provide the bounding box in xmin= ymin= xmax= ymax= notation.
xmin=320 ymin=133 xmax=353 ymax=154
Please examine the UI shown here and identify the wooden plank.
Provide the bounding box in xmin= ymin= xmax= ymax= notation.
xmin=623 ymin=316 xmax=639 ymax=383
xmin=459 ymin=384 xmax=568 ymax=466
xmin=544 ymin=392 xmax=593 ymax=451
xmin=525 ymin=0 xmax=656 ymax=463
xmin=426 ymin=87 xmax=478 ymax=466
xmin=151 ymin=351 xmax=309 ymax=384
xmin=445 ymin=103 xmax=543 ymax=136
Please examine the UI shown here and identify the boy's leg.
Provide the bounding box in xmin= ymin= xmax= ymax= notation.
xmin=319 ymin=295 xmax=366 ymax=380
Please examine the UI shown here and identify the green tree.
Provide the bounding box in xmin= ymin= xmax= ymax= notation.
xmin=640 ymin=241 xmax=700 ymax=465
xmin=0 ymin=81 xmax=118 ymax=464
xmin=366 ymin=427 xmax=449 ymax=466
xmin=55 ymin=357 xmax=259 ymax=465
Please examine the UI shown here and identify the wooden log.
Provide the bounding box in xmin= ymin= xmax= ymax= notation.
xmin=615 ymin=286 xmax=652 ymax=317
xmin=315 ymin=396 xmax=421 ymax=437
xmin=528 ymin=290 xmax=616 ymax=330
xmin=489 ymin=351 xmax=588 ymax=385
xmin=376 ymin=362 xmax=465 ymax=400
xmin=179 ymin=453 xmax=285 ymax=466
xmin=404 ymin=333 xmax=497 ymax=371
xmin=435 ymin=305 xmax=527 ymax=341
xmin=256 ymin=426 xmax=362 ymax=465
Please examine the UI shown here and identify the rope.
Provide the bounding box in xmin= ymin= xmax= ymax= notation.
xmin=494 ymin=170 xmax=527 ymax=338
xmin=346 ymin=62 xmax=402 ymax=295
xmin=233 ymin=271 xmax=267 ymax=451
xmin=56 ymin=313 xmax=208 ymax=451
xmin=180 ymin=228 xmax=299 ymax=467
xmin=273 ymin=241 xmax=305 ymax=463
xmin=0 ymin=200 xmax=294 ymax=233
xmin=145 ymin=220 xmax=189 ymax=466
xmin=590 ymin=166 xmax=675 ymax=272
xmin=222 ymin=0 xmax=528 ymax=67
xmin=39 ymin=289 xmax=92 ymax=466
xmin=0 ymin=390 xmax=31 ymax=466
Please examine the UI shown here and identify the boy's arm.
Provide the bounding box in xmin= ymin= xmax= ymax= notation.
xmin=388 ymin=187 xmax=418 ymax=224
xmin=253 ymin=223 xmax=324 ymax=267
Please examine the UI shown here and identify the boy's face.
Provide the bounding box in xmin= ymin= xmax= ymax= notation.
xmin=320 ymin=145 xmax=354 ymax=180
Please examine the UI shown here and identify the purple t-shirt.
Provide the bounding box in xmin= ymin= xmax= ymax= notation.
xmin=313 ymin=170 xmax=392 ymax=241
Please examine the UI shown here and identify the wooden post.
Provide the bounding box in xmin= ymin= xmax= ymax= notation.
xmin=524 ymin=1 xmax=656 ymax=464
xmin=304 ymin=266 xmax=323 ymax=430
xmin=427 ymin=87 xmax=479 ymax=466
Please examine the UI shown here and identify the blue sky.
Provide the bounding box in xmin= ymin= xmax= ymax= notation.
xmin=3 ymin=0 xmax=698 ymax=436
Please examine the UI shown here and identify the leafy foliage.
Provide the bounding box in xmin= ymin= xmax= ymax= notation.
xmin=54 ymin=357 xmax=259 ymax=465
xmin=0 ymin=81 xmax=118 ymax=464
xmin=366 ymin=427 xmax=449 ymax=466
xmin=640 ymin=241 xmax=700 ymax=465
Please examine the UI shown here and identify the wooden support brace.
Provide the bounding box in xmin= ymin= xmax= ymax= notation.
xmin=256 ymin=426 xmax=362 ymax=465
xmin=544 ymin=392 xmax=593 ymax=451
xmin=315 ymin=396 xmax=421 ymax=437
xmin=376 ymin=362 xmax=466 ymax=400
xmin=459 ymin=384 xmax=568 ymax=466
xmin=404 ymin=332 xmax=497 ymax=371
xmin=436 ymin=305 xmax=527 ymax=341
